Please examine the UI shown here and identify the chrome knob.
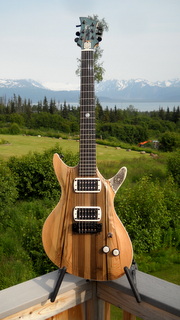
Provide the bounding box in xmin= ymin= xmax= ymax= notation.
xmin=102 ymin=246 xmax=110 ymax=254
xmin=112 ymin=249 xmax=120 ymax=256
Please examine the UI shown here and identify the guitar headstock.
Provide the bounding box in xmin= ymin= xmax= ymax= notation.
xmin=75 ymin=17 xmax=103 ymax=50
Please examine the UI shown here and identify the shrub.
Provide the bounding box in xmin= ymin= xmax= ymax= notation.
xmin=159 ymin=132 xmax=179 ymax=152
xmin=0 ymin=227 xmax=35 ymax=289
xmin=7 ymin=146 xmax=79 ymax=200
xmin=115 ymin=176 xmax=171 ymax=253
xmin=9 ymin=122 xmax=21 ymax=134
xmin=167 ymin=152 xmax=180 ymax=186
xmin=0 ymin=161 xmax=18 ymax=211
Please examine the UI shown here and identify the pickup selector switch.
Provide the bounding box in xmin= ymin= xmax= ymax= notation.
xmin=112 ymin=249 xmax=120 ymax=256
xmin=102 ymin=246 xmax=110 ymax=254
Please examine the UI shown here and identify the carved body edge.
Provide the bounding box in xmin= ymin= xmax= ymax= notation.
xmin=108 ymin=166 xmax=127 ymax=193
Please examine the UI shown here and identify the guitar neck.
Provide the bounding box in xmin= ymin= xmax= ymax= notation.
xmin=79 ymin=49 xmax=96 ymax=177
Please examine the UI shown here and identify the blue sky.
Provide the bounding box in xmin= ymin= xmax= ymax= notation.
xmin=0 ymin=0 xmax=180 ymax=90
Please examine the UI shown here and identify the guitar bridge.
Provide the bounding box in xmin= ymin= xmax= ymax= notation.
xmin=73 ymin=206 xmax=101 ymax=221
xmin=74 ymin=178 xmax=101 ymax=192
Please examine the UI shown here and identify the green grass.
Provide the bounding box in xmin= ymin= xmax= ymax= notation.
xmin=0 ymin=134 xmax=79 ymax=160
xmin=1 ymin=134 xmax=162 ymax=186
xmin=0 ymin=134 xmax=152 ymax=161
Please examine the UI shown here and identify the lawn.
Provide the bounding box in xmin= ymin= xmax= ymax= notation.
xmin=0 ymin=134 xmax=151 ymax=162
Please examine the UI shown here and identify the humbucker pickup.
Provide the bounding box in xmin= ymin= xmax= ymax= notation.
xmin=74 ymin=178 xmax=101 ymax=192
xmin=72 ymin=222 xmax=102 ymax=234
xmin=73 ymin=206 xmax=101 ymax=221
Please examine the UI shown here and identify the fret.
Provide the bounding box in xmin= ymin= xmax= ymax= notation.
xmin=80 ymin=123 xmax=95 ymax=125
xmin=80 ymin=147 xmax=96 ymax=150
xmin=80 ymin=141 xmax=96 ymax=144
xmin=79 ymin=164 xmax=96 ymax=167
xmin=80 ymin=153 xmax=96 ymax=156
xmin=80 ymin=132 xmax=95 ymax=135
xmin=79 ymin=166 xmax=96 ymax=170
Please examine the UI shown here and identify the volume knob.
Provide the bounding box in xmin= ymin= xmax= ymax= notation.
xmin=102 ymin=246 xmax=110 ymax=254
xmin=112 ymin=249 xmax=120 ymax=256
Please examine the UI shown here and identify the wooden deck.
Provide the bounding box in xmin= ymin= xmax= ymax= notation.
xmin=0 ymin=270 xmax=180 ymax=320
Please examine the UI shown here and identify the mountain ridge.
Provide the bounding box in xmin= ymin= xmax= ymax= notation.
xmin=0 ymin=78 xmax=180 ymax=103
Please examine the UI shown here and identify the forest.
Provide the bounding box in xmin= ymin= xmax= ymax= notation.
xmin=0 ymin=94 xmax=180 ymax=149
xmin=0 ymin=94 xmax=180 ymax=290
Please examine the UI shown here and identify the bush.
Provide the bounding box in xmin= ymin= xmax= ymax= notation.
xmin=167 ymin=152 xmax=180 ymax=186
xmin=0 ymin=161 xmax=18 ymax=211
xmin=115 ymin=176 xmax=171 ymax=253
xmin=0 ymin=228 xmax=35 ymax=289
xmin=159 ymin=132 xmax=179 ymax=152
xmin=7 ymin=146 xmax=79 ymax=200
xmin=16 ymin=199 xmax=56 ymax=275
xmin=9 ymin=122 xmax=21 ymax=134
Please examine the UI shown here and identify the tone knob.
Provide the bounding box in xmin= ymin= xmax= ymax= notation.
xmin=102 ymin=246 xmax=110 ymax=254
xmin=112 ymin=249 xmax=120 ymax=256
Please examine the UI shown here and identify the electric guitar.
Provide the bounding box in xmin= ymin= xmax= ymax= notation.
xmin=42 ymin=17 xmax=133 ymax=281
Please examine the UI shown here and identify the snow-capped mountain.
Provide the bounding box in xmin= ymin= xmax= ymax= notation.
xmin=96 ymin=78 xmax=180 ymax=91
xmin=0 ymin=78 xmax=180 ymax=103
xmin=96 ymin=78 xmax=180 ymax=101
xmin=0 ymin=79 xmax=45 ymax=89
xmin=0 ymin=78 xmax=79 ymax=103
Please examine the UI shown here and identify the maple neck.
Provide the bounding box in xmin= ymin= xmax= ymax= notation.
xmin=79 ymin=50 xmax=96 ymax=176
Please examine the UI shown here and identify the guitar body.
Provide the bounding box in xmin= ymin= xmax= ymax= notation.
xmin=42 ymin=153 xmax=133 ymax=281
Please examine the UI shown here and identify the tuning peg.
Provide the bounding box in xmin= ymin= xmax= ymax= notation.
xmin=97 ymin=37 xmax=102 ymax=42
xmin=76 ymin=32 xmax=80 ymax=36
xmin=76 ymin=24 xmax=81 ymax=27
xmin=97 ymin=27 xmax=103 ymax=36
xmin=74 ymin=37 xmax=79 ymax=43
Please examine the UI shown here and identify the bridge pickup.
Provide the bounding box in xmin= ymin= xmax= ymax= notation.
xmin=73 ymin=206 xmax=101 ymax=221
xmin=72 ymin=222 xmax=102 ymax=234
xmin=74 ymin=178 xmax=101 ymax=193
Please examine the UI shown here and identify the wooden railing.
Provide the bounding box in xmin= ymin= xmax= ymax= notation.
xmin=1 ymin=270 xmax=180 ymax=320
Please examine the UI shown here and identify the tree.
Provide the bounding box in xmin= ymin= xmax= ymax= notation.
xmin=76 ymin=15 xmax=108 ymax=83
xmin=43 ymin=96 xmax=49 ymax=112
xmin=159 ymin=131 xmax=178 ymax=152
xmin=49 ymin=99 xmax=57 ymax=114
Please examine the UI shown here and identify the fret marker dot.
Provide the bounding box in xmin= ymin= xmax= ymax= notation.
xmin=85 ymin=113 xmax=90 ymax=118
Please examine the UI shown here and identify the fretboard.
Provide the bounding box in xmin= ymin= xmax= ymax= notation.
xmin=79 ymin=50 xmax=96 ymax=176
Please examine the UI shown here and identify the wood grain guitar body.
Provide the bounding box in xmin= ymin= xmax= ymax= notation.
xmin=42 ymin=153 xmax=133 ymax=281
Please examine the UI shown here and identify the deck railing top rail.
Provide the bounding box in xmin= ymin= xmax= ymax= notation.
xmin=0 ymin=270 xmax=180 ymax=320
